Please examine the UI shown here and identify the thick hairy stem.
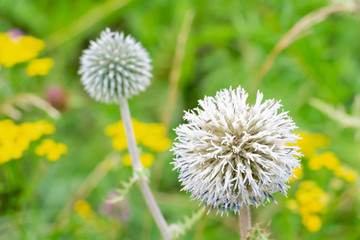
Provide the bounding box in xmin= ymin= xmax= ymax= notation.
xmin=239 ymin=206 xmax=251 ymax=240
xmin=119 ymin=97 xmax=171 ymax=240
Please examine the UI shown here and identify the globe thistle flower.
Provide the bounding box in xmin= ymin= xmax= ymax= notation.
xmin=78 ymin=28 xmax=170 ymax=238
xmin=79 ymin=28 xmax=152 ymax=103
xmin=172 ymin=86 xmax=301 ymax=215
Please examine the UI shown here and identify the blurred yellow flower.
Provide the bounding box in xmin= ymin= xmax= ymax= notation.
xmin=307 ymin=200 xmax=326 ymax=213
xmin=0 ymin=32 xmax=45 ymax=67
xmin=292 ymin=131 xmax=329 ymax=158
xmin=141 ymin=123 xmax=171 ymax=152
xmin=35 ymin=139 xmax=67 ymax=161
xmin=289 ymin=166 xmax=303 ymax=183
xmin=302 ymin=214 xmax=322 ymax=232
xmin=308 ymin=152 xmax=357 ymax=182
xmin=21 ymin=120 xmax=55 ymax=141
xmin=289 ymin=180 xmax=329 ymax=232
xmin=122 ymin=152 xmax=155 ymax=168
xmin=334 ymin=166 xmax=357 ymax=182
xmin=105 ymin=119 xmax=171 ymax=153
xmin=26 ymin=57 xmax=54 ymax=76
xmin=111 ymin=136 xmax=127 ymax=151
xmin=308 ymin=152 xmax=340 ymax=171
xmin=286 ymin=131 xmax=357 ymax=233
xmin=74 ymin=200 xmax=92 ymax=219
xmin=0 ymin=119 xmax=58 ymax=164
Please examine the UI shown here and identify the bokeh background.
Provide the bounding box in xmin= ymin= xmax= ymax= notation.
xmin=1 ymin=0 xmax=360 ymax=239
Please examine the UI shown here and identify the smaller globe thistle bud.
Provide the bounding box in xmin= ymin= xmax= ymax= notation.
xmin=172 ymin=86 xmax=301 ymax=215
xmin=46 ymin=85 xmax=67 ymax=111
xmin=8 ymin=29 xmax=23 ymax=38
xmin=79 ymin=28 xmax=152 ymax=103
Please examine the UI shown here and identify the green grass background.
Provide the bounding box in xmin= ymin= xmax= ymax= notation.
xmin=0 ymin=0 xmax=360 ymax=239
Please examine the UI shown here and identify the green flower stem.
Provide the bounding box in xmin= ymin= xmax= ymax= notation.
xmin=119 ymin=96 xmax=171 ymax=240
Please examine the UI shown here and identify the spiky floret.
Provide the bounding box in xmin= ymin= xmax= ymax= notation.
xmin=171 ymin=86 xmax=301 ymax=215
xmin=79 ymin=28 xmax=152 ymax=103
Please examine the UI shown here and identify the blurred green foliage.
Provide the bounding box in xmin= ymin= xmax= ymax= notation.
xmin=0 ymin=0 xmax=360 ymax=239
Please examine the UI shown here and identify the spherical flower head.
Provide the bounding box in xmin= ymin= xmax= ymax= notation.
xmin=79 ymin=28 xmax=152 ymax=103
xmin=171 ymin=86 xmax=301 ymax=215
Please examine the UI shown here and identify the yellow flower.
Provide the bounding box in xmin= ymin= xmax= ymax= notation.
xmin=21 ymin=120 xmax=55 ymax=141
xmin=35 ymin=139 xmax=67 ymax=161
xmin=308 ymin=152 xmax=340 ymax=171
xmin=293 ymin=180 xmax=328 ymax=231
xmin=105 ymin=121 xmax=125 ymax=137
xmin=293 ymin=131 xmax=329 ymax=158
xmin=295 ymin=181 xmax=329 ymax=217
xmin=106 ymin=119 xmax=171 ymax=152
xmin=37 ymin=120 xmax=56 ymax=134
xmin=122 ymin=152 xmax=155 ymax=168
xmin=296 ymin=191 xmax=313 ymax=205
xmin=26 ymin=57 xmax=54 ymax=76
xmin=0 ymin=120 xmax=21 ymax=163
xmin=16 ymin=135 xmax=31 ymax=150
xmin=302 ymin=214 xmax=322 ymax=232
xmin=322 ymin=153 xmax=340 ymax=170
xmin=142 ymin=134 xmax=171 ymax=152
xmin=0 ymin=151 xmax=11 ymax=164
xmin=0 ymin=119 xmax=60 ymax=164
xmin=289 ymin=166 xmax=303 ymax=183
xmin=133 ymin=119 xmax=148 ymax=142
xmin=122 ymin=154 xmax=132 ymax=166
xmin=111 ymin=136 xmax=128 ymax=151
xmin=141 ymin=123 xmax=171 ymax=151
xmin=106 ymin=121 xmax=127 ymax=151
xmin=307 ymin=200 xmax=326 ymax=213
xmin=298 ymin=205 xmax=313 ymax=216
xmin=74 ymin=200 xmax=92 ymax=219
xmin=334 ymin=166 xmax=357 ymax=182
xmin=0 ymin=33 xmax=44 ymax=67
xmin=308 ymin=152 xmax=357 ymax=182
xmin=140 ymin=153 xmax=155 ymax=168
xmin=0 ymin=119 xmax=20 ymax=142
xmin=298 ymin=180 xmax=316 ymax=189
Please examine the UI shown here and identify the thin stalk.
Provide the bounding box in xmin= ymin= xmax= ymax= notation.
xmin=141 ymin=10 xmax=195 ymax=238
xmin=119 ymin=97 xmax=171 ymax=240
xmin=161 ymin=10 xmax=195 ymax=128
xmin=239 ymin=206 xmax=251 ymax=240
xmin=44 ymin=0 xmax=131 ymax=51
xmin=251 ymin=1 xmax=360 ymax=94
xmin=52 ymin=152 xmax=120 ymax=230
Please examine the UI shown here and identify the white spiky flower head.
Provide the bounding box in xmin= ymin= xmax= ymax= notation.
xmin=79 ymin=28 xmax=152 ymax=103
xmin=171 ymin=86 xmax=301 ymax=215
